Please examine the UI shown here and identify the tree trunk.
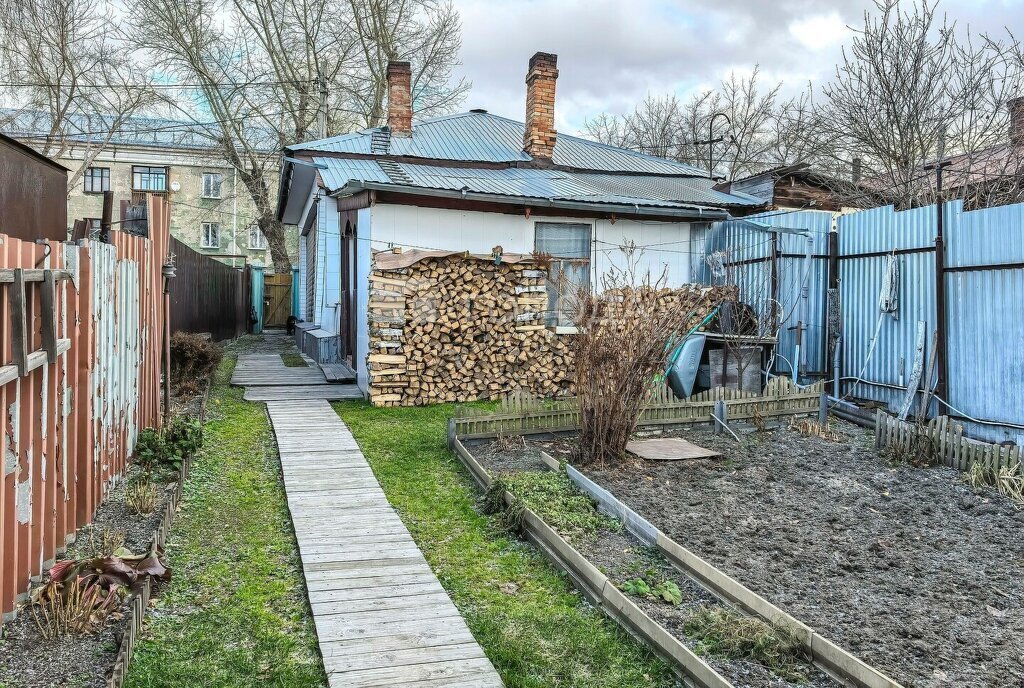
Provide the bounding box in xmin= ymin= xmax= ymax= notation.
xmin=259 ymin=215 xmax=292 ymax=272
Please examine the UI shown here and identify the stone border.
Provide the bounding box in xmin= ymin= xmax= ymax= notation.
xmin=450 ymin=435 xmax=731 ymax=688
xmin=106 ymin=378 xmax=212 ymax=688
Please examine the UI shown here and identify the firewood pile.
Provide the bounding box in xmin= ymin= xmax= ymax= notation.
xmin=367 ymin=250 xmax=735 ymax=408
xmin=368 ymin=250 xmax=573 ymax=406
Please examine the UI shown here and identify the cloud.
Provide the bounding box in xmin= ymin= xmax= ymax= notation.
xmin=448 ymin=0 xmax=1023 ymax=133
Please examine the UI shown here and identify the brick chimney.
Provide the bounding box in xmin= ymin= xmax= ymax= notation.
xmin=1010 ymin=96 xmax=1024 ymax=149
xmin=387 ymin=61 xmax=412 ymax=137
xmin=523 ymin=52 xmax=558 ymax=160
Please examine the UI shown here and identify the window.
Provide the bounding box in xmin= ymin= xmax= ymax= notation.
xmin=83 ymin=167 xmax=109 ymax=193
xmin=249 ymin=224 xmax=267 ymax=249
xmin=534 ymin=222 xmax=591 ymax=327
xmin=132 ymin=165 xmax=167 ymax=192
xmin=200 ymin=222 xmax=220 ymax=248
xmin=201 ymin=172 xmax=223 ymax=199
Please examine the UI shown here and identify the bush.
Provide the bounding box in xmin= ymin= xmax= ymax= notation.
xmin=169 ymin=332 xmax=222 ymax=396
xmin=134 ymin=415 xmax=204 ymax=473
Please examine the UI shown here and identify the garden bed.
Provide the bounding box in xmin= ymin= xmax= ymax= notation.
xmin=0 ymin=368 xmax=215 ymax=688
xmin=479 ymin=421 xmax=1024 ymax=688
xmin=471 ymin=442 xmax=837 ymax=688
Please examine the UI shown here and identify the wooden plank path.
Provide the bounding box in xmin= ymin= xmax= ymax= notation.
xmin=265 ymin=399 xmax=504 ymax=687
xmin=231 ymin=353 xmax=331 ymax=386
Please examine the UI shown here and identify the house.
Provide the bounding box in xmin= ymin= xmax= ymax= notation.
xmin=276 ymin=53 xmax=763 ymax=393
xmin=714 ymin=163 xmax=859 ymax=213
xmin=0 ymin=132 xmax=68 ymax=241
xmin=2 ymin=111 xmax=294 ymax=267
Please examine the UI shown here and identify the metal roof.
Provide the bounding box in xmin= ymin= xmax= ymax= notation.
xmin=313 ymin=157 xmax=762 ymax=210
xmin=290 ymin=111 xmax=710 ymax=176
xmin=1 ymin=109 xmax=277 ymax=152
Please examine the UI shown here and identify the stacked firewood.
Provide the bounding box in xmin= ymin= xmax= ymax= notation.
xmin=368 ymin=251 xmax=574 ymax=406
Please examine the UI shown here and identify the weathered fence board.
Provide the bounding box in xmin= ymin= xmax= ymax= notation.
xmin=874 ymin=412 xmax=1023 ymax=475
xmin=0 ymin=195 xmax=169 ymax=621
xmin=453 ymin=378 xmax=824 ymax=439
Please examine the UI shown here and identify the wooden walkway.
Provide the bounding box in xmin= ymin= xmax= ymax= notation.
xmin=233 ymin=353 xmax=362 ymax=401
xmin=263 ymin=399 xmax=503 ymax=687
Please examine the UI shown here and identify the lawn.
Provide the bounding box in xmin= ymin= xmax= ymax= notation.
xmin=334 ymin=400 xmax=676 ymax=688
xmin=125 ymin=356 xmax=326 ymax=688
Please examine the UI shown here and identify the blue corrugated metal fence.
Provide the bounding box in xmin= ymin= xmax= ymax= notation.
xmin=707 ymin=200 xmax=1024 ymax=444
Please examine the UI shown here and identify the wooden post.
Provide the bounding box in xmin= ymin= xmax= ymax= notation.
xmin=41 ymin=270 xmax=57 ymax=364
xmin=10 ymin=268 xmax=28 ymax=376
xmin=818 ymin=392 xmax=828 ymax=426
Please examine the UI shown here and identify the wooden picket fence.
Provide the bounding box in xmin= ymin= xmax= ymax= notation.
xmin=453 ymin=377 xmax=825 ymax=440
xmin=874 ymin=412 xmax=1023 ymax=474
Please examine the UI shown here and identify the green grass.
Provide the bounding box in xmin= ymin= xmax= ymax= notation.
xmin=280 ymin=353 xmax=309 ymax=367
xmin=333 ymin=401 xmax=676 ymax=688
xmin=484 ymin=471 xmax=620 ymax=543
xmin=125 ymin=357 xmax=326 ymax=688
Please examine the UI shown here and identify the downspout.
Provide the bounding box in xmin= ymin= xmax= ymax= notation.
xmin=232 ymin=167 xmax=238 ymax=269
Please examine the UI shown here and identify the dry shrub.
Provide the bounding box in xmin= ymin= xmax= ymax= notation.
xmin=963 ymin=461 xmax=1024 ymax=507
xmin=568 ymin=247 xmax=733 ymax=465
xmin=169 ymin=332 xmax=222 ymax=396
xmin=87 ymin=525 xmax=125 ymax=557
xmin=31 ymin=577 xmax=124 ymax=639
xmin=789 ymin=418 xmax=843 ymax=442
xmin=126 ymin=476 xmax=158 ymax=515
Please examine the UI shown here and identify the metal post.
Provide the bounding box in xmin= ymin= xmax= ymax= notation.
xmin=926 ymin=147 xmax=951 ymax=412
xmin=827 ymin=227 xmax=840 ymax=395
xmin=100 ymin=190 xmax=113 ymax=243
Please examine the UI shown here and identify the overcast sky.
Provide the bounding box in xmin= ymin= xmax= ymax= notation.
xmin=450 ymin=0 xmax=1024 ymax=134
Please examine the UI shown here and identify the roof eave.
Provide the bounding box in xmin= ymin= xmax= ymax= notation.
xmin=329 ymin=180 xmax=732 ymax=220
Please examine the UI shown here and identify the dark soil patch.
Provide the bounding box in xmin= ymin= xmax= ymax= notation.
xmin=470 ymin=439 xmax=551 ymax=474
xmin=578 ymin=423 xmax=1024 ymax=688
xmin=476 ymin=438 xmax=835 ymax=688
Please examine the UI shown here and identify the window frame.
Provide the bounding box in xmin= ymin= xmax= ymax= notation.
xmin=248 ymin=223 xmax=267 ymax=250
xmin=200 ymin=222 xmax=221 ymax=249
xmin=83 ymin=167 xmax=110 ymax=194
xmin=533 ymin=222 xmax=593 ymax=328
xmin=131 ymin=165 xmax=168 ymax=192
xmin=201 ymin=172 xmax=223 ymax=199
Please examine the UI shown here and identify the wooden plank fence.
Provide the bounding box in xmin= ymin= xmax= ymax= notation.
xmin=453 ymin=377 xmax=824 ymax=440
xmin=874 ymin=412 xmax=1023 ymax=474
xmin=0 ymin=195 xmax=169 ymax=621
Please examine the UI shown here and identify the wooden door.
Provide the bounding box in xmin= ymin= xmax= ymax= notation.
xmin=264 ymin=272 xmax=292 ymax=327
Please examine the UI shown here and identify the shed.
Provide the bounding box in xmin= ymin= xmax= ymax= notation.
xmin=0 ymin=133 xmax=68 ymax=241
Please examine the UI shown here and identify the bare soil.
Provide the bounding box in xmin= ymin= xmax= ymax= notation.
xmin=472 ymin=446 xmax=836 ymax=688
xmin=571 ymin=423 xmax=1024 ymax=688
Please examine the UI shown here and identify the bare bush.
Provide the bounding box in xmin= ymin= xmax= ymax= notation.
xmin=568 ymin=245 xmax=732 ymax=465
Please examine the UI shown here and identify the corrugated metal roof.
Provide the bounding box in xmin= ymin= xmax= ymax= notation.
xmin=312 ymin=157 xmax=761 ymax=209
xmin=291 ymin=111 xmax=709 ymax=175
xmin=2 ymin=109 xmax=276 ymax=152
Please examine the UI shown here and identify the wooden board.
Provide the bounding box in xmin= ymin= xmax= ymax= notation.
xmin=321 ymin=362 xmax=357 ymax=383
xmin=263 ymin=399 xmax=503 ymax=687
xmin=625 ymin=438 xmax=721 ymax=461
xmin=244 ymin=385 xmax=363 ymax=402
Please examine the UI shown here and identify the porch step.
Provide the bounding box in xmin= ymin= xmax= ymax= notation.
xmin=321 ymin=362 xmax=357 ymax=383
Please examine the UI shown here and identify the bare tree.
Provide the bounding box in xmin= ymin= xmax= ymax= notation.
xmin=582 ymin=67 xmax=817 ymax=180
xmin=132 ymin=0 xmax=468 ymax=271
xmin=0 ymin=0 xmax=155 ymax=195
xmin=820 ymin=0 xmax=1023 ymax=207
xmin=339 ymin=0 xmax=470 ymax=128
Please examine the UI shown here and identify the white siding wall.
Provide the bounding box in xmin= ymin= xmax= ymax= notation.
xmin=345 ymin=203 xmax=700 ymax=390
xmin=311 ymin=196 xmax=342 ymax=332
xmin=368 ymin=204 xmax=696 ymax=285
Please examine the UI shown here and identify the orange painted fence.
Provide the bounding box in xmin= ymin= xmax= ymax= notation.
xmin=0 ymin=195 xmax=169 ymax=621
